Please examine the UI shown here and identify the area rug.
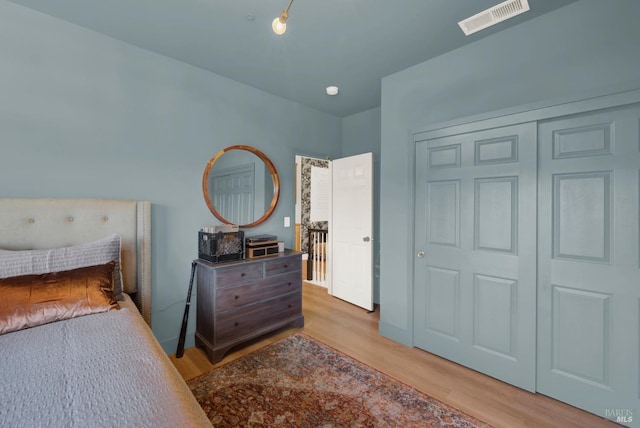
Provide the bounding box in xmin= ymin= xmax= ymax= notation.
xmin=187 ymin=333 xmax=491 ymax=427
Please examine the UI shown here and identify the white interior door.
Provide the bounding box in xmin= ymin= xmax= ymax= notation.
xmin=537 ymin=104 xmax=640 ymax=424
xmin=330 ymin=152 xmax=373 ymax=311
xmin=413 ymin=123 xmax=537 ymax=391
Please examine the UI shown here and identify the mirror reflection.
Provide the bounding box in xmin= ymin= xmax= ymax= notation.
xmin=202 ymin=145 xmax=280 ymax=228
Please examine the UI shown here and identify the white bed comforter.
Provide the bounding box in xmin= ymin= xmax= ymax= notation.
xmin=0 ymin=306 xmax=211 ymax=427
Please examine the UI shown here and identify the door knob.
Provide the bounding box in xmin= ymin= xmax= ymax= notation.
xmin=417 ymin=251 xmax=425 ymax=258
xmin=363 ymin=236 xmax=370 ymax=242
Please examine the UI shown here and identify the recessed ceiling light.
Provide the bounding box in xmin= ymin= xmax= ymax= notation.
xmin=326 ymin=86 xmax=339 ymax=96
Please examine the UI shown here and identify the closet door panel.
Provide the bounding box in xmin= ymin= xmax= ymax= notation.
xmin=537 ymin=105 xmax=640 ymax=424
xmin=414 ymin=122 xmax=537 ymax=392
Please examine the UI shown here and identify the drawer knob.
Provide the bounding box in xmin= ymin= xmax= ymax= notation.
xmin=284 ymin=264 xmax=288 ymax=268
xmin=240 ymin=272 xmax=246 ymax=277
xmin=288 ymin=282 xmax=292 ymax=286
xmin=288 ymin=304 xmax=292 ymax=308
xmin=234 ymin=322 xmax=239 ymax=327
xmin=234 ymin=295 xmax=239 ymax=300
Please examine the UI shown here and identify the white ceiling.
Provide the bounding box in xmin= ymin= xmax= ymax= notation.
xmin=7 ymin=0 xmax=577 ymax=117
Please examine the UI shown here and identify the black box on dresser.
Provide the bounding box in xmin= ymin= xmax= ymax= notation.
xmin=198 ymin=230 xmax=244 ymax=263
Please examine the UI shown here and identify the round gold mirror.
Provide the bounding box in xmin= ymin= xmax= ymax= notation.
xmin=202 ymin=145 xmax=280 ymax=228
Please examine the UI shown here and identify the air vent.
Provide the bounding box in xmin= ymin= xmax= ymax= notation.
xmin=458 ymin=0 xmax=530 ymax=36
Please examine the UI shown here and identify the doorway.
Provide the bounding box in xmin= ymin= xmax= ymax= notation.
xmin=295 ymin=155 xmax=330 ymax=287
xmin=295 ymin=153 xmax=375 ymax=311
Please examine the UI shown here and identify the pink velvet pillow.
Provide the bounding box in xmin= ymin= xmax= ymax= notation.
xmin=0 ymin=262 xmax=120 ymax=335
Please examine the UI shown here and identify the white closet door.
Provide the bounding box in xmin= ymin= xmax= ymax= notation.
xmin=414 ymin=123 xmax=537 ymax=391
xmin=537 ymin=104 xmax=640 ymax=425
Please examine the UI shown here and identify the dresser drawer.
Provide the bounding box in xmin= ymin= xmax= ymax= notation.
xmin=264 ymin=256 xmax=301 ymax=277
xmin=215 ymin=291 xmax=302 ymax=345
xmin=214 ymin=263 xmax=263 ymax=287
xmin=216 ymin=271 xmax=300 ymax=310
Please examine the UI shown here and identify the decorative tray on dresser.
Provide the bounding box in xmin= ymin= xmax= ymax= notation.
xmin=194 ymin=250 xmax=304 ymax=363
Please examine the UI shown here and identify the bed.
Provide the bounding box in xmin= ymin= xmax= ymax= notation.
xmin=0 ymin=198 xmax=211 ymax=427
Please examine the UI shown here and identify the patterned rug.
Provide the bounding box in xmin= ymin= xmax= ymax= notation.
xmin=187 ymin=333 xmax=491 ymax=427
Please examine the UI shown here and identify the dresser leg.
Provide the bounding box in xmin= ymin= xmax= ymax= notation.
xmin=201 ymin=344 xmax=231 ymax=364
xmin=293 ymin=316 xmax=305 ymax=328
xmin=209 ymin=348 xmax=230 ymax=364
xmin=195 ymin=333 xmax=231 ymax=363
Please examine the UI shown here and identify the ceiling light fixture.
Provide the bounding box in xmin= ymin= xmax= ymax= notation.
xmin=326 ymin=86 xmax=339 ymax=96
xmin=272 ymin=0 xmax=294 ymax=35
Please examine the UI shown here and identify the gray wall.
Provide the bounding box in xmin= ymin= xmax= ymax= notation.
xmin=342 ymin=107 xmax=381 ymax=303
xmin=0 ymin=1 xmax=342 ymax=352
xmin=379 ymin=0 xmax=640 ymax=345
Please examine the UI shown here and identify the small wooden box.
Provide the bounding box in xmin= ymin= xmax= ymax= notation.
xmin=246 ymin=242 xmax=279 ymax=258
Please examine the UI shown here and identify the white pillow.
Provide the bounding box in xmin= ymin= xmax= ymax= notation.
xmin=0 ymin=234 xmax=124 ymax=300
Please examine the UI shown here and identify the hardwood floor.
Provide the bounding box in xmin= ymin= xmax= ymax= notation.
xmin=169 ymin=282 xmax=614 ymax=428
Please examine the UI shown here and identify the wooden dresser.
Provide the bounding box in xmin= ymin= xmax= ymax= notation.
xmin=194 ymin=250 xmax=304 ymax=363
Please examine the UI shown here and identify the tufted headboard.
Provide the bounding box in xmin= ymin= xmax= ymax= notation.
xmin=0 ymin=198 xmax=152 ymax=326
